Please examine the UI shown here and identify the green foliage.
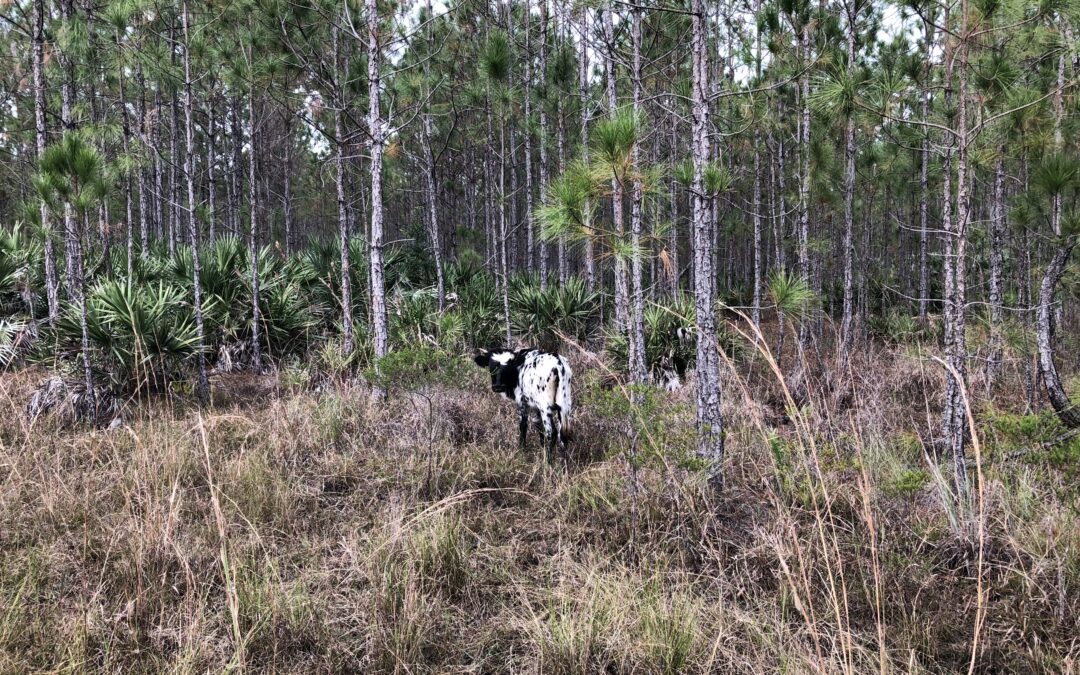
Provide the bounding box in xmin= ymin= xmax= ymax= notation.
xmin=0 ymin=318 xmax=31 ymax=368
xmin=591 ymin=108 xmax=641 ymax=179
xmin=1033 ymin=154 xmax=1079 ymax=198
xmin=0 ymin=223 xmax=42 ymax=316
xmin=482 ymin=30 xmax=512 ymax=84
xmin=41 ymin=278 xmax=201 ymax=392
xmin=537 ymin=160 xmax=597 ymax=243
xmin=509 ymin=274 xmax=598 ymax=350
xmin=36 ymin=134 xmax=110 ymax=215
xmin=390 ymin=290 xmax=465 ymax=353
xmin=868 ymin=309 xmax=933 ymax=344
xmin=767 ymin=269 xmax=818 ymax=320
xmin=452 ymin=265 xmax=503 ymax=348
xmin=582 ymin=384 xmax=699 ymax=469
xmin=365 ymin=345 xmax=472 ymax=392
xmin=606 ymin=294 xmax=703 ymax=377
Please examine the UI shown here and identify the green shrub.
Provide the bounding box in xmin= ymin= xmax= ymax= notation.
xmin=509 ymin=273 xmax=598 ymax=349
xmin=35 ymin=278 xmax=201 ymax=392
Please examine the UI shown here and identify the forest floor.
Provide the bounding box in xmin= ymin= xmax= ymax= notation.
xmin=1 ymin=330 xmax=1079 ymax=673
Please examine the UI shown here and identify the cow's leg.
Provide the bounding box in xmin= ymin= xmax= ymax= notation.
xmin=517 ymin=404 xmax=528 ymax=450
xmin=549 ymin=406 xmax=567 ymax=467
xmin=540 ymin=410 xmax=556 ymax=464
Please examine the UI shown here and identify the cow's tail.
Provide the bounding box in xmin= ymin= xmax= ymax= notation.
xmin=547 ymin=364 xmax=572 ymax=442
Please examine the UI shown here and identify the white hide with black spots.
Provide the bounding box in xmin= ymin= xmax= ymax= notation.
xmin=473 ymin=348 xmax=573 ymax=458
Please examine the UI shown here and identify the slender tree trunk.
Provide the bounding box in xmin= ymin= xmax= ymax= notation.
xmin=1037 ymin=237 xmax=1080 ymax=428
xmin=986 ymin=148 xmax=1006 ymax=385
xmin=629 ymin=4 xmax=647 ymax=383
xmin=169 ymin=27 xmax=180 ymax=258
xmin=154 ymin=88 xmax=166 ymax=242
xmin=500 ymin=118 xmax=512 ymax=345
xmin=538 ymin=0 xmax=551 ymax=285
xmin=485 ymin=97 xmax=496 ymax=272
xmin=796 ymin=22 xmax=811 ymax=354
xmin=918 ymin=16 xmax=933 ymax=322
xmin=182 ymin=1 xmax=209 ymax=405
xmin=59 ymin=0 xmax=94 ymax=413
xmin=230 ymin=96 xmax=243 ymax=237
xmin=524 ymin=2 xmax=536 ymax=278
xmin=422 ymin=0 xmax=445 ymax=311
xmin=367 ymin=0 xmax=389 ymax=361
xmin=33 ymin=0 xmax=60 ymax=324
xmin=691 ymin=0 xmax=724 ymax=489
xmin=332 ymin=24 xmax=354 ymax=354
xmin=669 ymin=96 xmax=680 ymax=298
xmin=840 ymin=5 xmax=857 ymax=353
xmin=940 ymin=7 xmax=969 ymax=498
xmin=603 ymin=2 xmax=629 ymax=332
xmin=752 ymin=134 xmax=763 ymax=329
xmin=578 ymin=5 xmax=595 ymax=292
xmin=751 ymin=4 xmax=764 ymax=329
xmin=207 ymin=100 xmax=218 ymax=245
xmin=137 ymin=68 xmax=150 ymax=255
xmin=248 ymin=62 xmax=262 ymax=371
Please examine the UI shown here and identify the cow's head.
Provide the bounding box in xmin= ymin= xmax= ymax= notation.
xmin=473 ymin=348 xmax=522 ymax=397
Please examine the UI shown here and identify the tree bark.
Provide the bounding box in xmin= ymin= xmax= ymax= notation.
xmin=602 ymin=2 xmax=629 ymax=332
xmin=691 ymin=0 xmax=724 ymax=489
xmin=367 ymin=0 xmax=390 ymax=361
xmin=206 ymin=99 xmax=218 ymax=245
xmin=248 ymin=58 xmax=262 ymax=371
xmin=1037 ymin=237 xmax=1080 ymax=429
xmin=423 ymin=0 xmax=445 ymax=310
xmin=578 ymin=6 xmax=595 ymax=293
xmin=538 ymin=0 xmax=551 ymax=285
xmin=840 ymin=2 xmax=857 ymax=353
xmin=918 ymin=16 xmax=933 ymax=322
xmin=629 ymin=4 xmax=647 ymax=384
xmin=985 ymin=148 xmax=1006 ymax=385
xmin=182 ymin=1 xmax=210 ymax=405
xmin=33 ymin=0 xmax=60 ymax=324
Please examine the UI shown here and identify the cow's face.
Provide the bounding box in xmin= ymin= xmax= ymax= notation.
xmin=473 ymin=348 xmax=520 ymax=397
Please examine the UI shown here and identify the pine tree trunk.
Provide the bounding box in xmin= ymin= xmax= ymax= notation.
xmin=119 ymin=48 xmax=134 ymax=277
xmin=796 ymin=22 xmax=811 ymax=355
xmin=939 ymin=9 xmax=969 ymax=498
xmin=691 ymin=0 xmax=724 ymax=489
xmin=230 ymin=96 xmax=244 ymax=237
xmin=524 ymin=3 xmax=536 ymax=279
xmin=752 ymin=134 xmax=763 ymax=329
xmin=603 ymin=3 xmax=629 ymax=332
xmin=33 ymin=0 xmax=60 ymax=324
xmin=333 ymin=24 xmax=354 ymax=355
xmin=422 ymin=119 xmax=445 ymax=310
xmin=485 ymin=98 xmax=496 ymax=272
xmin=1037 ymin=237 xmax=1080 ymax=428
xmin=985 ymin=149 xmax=1006 ymax=385
xmin=207 ymin=100 xmax=218 ymax=245
xmin=169 ymin=28 xmax=180 ymax=259
xmin=840 ymin=7 xmax=857 ymax=353
xmin=60 ymin=0 xmax=94 ymax=413
xmin=367 ymin=0 xmax=389 ymax=361
xmin=578 ymin=6 xmax=595 ymax=293
xmin=182 ymin=1 xmax=209 ymax=405
xmin=137 ymin=68 xmax=150 ymax=255
xmin=538 ymin=0 xmax=551 ymax=286
xmin=248 ymin=72 xmax=262 ymax=371
xmin=629 ymin=5 xmax=647 ymax=384
xmin=154 ymin=88 xmax=166 ymax=241
xmin=669 ymin=96 xmax=680 ymax=298
xmin=918 ymin=16 xmax=933 ymax=322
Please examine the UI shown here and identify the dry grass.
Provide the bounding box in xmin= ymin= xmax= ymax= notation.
xmin=0 ymin=332 xmax=1078 ymax=673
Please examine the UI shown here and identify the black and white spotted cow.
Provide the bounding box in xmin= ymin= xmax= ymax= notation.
xmin=473 ymin=347 xmax=573 ymax=461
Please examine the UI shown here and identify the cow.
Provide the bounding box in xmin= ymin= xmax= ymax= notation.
xmin=472 ymin=347 xmax=572 ymax=462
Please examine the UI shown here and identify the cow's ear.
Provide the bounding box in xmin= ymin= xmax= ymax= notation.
xmin=473 ymin=349 xmax=491 ymax=368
